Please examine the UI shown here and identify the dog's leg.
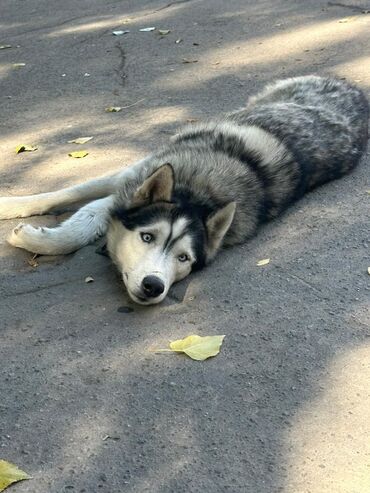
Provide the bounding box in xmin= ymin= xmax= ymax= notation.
xmin=0 ymin=157 xmax=152 ymax=220
xmin=8 ymin=195 xmax=115 ymax=255
xmin=0 ymin=174 xmax=120 ymax=220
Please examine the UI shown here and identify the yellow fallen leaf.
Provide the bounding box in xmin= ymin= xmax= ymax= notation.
xmin=12 ymin=63 xmax=25 ymax=68
xmin=154 ymin=334 xmax=225 ymax=361
xmin=257 ymin=258 xmax=270 ymax=266
xmin=68 ymin=137 xmax=93 ymax=144
xmin=105 ymin=106 xmax=122 ymax=112
xmin=15 ymin=144 xmax=38 ymax=153
xmin=0 ymin=460 xmax=31 ymax=491
xmin=68 ymin=151 xmax=88 ymax=158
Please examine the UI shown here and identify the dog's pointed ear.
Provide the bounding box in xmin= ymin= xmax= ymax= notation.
xmin=132 ymin=163 xmax=174 ymax=206
xmin=205 ymin=202 xmax=236 ymax=261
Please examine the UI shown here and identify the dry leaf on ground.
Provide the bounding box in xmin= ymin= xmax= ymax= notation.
xmin=12 ymin=63 xmax=25 ymax=68
xmin=68 ymin=137 xmax=93 ymax=144
xmin=0 ymin=460 xmax=31 ymax=492
xmin=15 ymin=145 xmax=38 ymax=153
xmin=367 ymin=267 xmax=370 ymax=275
xmin=112 ymin=30 xmax=129 ymax=36
xmin=257 ymin=258 xmax=270 ymax=266
xmin=105 ymin=106 xmax=122 ymax=112
xmin=84 ymin=276 xmax=94 ymax=283
xmin=158 ymin=29 xmax=171 ymax=35
xmin=27 ymin=254 xmax=39 ymax=268
xmin=0 ymin=45 xmax=12 ymax=50
xmin=154 ymin=334 xmax=225 ymax=361
xmin=68 ymin=151 xmax=88 ymax=158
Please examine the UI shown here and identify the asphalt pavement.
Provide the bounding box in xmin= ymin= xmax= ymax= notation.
xmin=0 ymin=1 xmax=370 ymax=492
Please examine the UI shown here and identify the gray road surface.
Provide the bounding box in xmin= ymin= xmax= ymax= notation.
xmin=0 ymin=1 xmax=370 ymax=492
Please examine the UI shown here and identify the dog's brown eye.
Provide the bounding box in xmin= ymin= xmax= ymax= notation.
xmin=178 ymin=253 xmax=189 ymax=262
xmin=141 ymin=232 xmax=153 ymax=243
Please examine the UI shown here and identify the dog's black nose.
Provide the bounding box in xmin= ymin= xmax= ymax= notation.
xmin=142 ymin=276 xmax=165 ymax=298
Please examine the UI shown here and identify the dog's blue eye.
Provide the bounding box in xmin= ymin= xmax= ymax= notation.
xmin=178 ymin=253 xmax=189 ymax=262
xmin=141 ymin=232 xmax=153 ymax=243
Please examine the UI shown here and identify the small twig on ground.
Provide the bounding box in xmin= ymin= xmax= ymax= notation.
xmin=120 ymin=98 xmax=146 ymax=109
xmin=280 ymin=268 xmax=323 ymax=296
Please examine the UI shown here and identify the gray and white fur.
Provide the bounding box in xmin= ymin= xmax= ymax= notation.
xmin=1 ymin=75 xmax=368 ymax=304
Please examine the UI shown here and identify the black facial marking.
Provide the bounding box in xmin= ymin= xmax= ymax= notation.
xmin=160 ymin=215 xmax=206 ymax=270
xmin=163 ymin=221 xmax=173 ymax=252
xmin=113 ymin=199 xmax=207 ymax=270
xmin=167 ymin=229 xmax=188 ymax=252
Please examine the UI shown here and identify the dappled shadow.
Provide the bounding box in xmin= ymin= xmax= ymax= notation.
xmin=1 ymin=0 xmax=370 ymax=492
xmin=1 ymin=0 xmax=369 ymax=191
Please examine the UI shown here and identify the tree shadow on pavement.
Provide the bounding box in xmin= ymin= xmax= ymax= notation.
xmin=0 ymin=1 xmax=370 ymax=492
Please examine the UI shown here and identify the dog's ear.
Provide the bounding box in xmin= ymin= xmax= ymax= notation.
xmin=205 ymin=202 xmax=236 ymax=261
xmin=132 ymin=163 xmax=174 ymax=206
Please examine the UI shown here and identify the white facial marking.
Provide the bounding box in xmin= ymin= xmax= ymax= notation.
xmin=107 ymin=217 xmax=196 ymax=305
xmin=171 ymin=217 xmax=188 ymax=240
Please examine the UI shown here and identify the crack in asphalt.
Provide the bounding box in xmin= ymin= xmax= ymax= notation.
xmin=327 ymin=1 xmax=370 ymax=11
xmin=155 ymin=0 xmax=194 ymax=12
xmin=114 ymin=42 xmax=127 ymax=86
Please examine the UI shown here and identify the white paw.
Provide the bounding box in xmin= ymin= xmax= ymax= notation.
xmin=8 ymin=222 xmax=46 ymax=252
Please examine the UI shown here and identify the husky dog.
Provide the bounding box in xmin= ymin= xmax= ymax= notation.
xmin=1 ymin=76 xmax=368 ymax=304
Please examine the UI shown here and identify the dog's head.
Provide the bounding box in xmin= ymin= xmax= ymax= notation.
xmin=107 ymin=164 xmax=236 ymax=305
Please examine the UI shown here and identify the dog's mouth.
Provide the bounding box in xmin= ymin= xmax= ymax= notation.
xmin=132 ymin=293 xmax=150 ymax=304
xmin=123 ymin=273 xmax=167 ymax=305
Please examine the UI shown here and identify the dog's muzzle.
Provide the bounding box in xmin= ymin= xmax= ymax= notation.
xmin=141 ymin=275 xmax=165 ymax=298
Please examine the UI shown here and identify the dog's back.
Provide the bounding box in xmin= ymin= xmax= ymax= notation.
xmin=161 ymin=75 xmax=369 ymax=247
xmin=231 ymin=75 xmax=369 ymax=191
